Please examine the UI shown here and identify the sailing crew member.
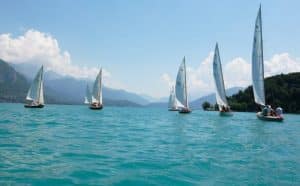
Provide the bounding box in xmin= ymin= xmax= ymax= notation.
xmin=262 ymin=106 xmax=268 ymax=116
xmin=276 ymin=107 xmax=283 ymax=117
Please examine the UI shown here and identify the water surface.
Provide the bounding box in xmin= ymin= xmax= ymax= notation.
xmin=0 ymin=103 xmax=299 ymax=185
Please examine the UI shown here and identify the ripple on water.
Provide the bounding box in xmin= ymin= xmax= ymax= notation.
xmin=0 ymin=104 xmax=299 ymax=185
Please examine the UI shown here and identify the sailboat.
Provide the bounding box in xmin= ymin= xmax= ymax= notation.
xmin=251 ymin=6 xmax=283 ymax=121
xmin=84 ymin=84 xmax=92 ymax=104
xmin=175 ymin=57 xmax=191 ymax=114
xmin=24 ymin=66 xmax=45 ymax=108
xmin=212 ymin=43 xmax=232 ymax=116
xmin=89 ymin=68 xmax=103 ymax=110
xmin=168 ymin=85 xmax=179 ymax=111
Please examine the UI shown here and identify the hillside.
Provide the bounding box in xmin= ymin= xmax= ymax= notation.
xmin=13 ymin=63 xmax=150 ymax=105
xmin=0 ymin=60 xmax=145 ymax=106
xmin=145 ymin=87 xmax=242 ymax=109
xmin=228 ymin=72 xmax=300 ymax=113
xmin=0 ymin=59 xmax=29 ymax=102
xmin=189 ymin=87 xmax=243 ymax=109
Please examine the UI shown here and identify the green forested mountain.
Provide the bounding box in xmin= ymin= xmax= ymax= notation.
xmin=228 ymin=72 xmax=300 ymax=113
xmin=0 ymin=59 xmax=29 ymax=102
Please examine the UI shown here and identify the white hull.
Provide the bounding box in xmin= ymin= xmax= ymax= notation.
xmin=256 ymin=112 xmax=283 ymax=122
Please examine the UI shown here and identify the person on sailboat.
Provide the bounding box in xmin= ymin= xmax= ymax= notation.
xmin=220 ymin=105 xmax=230 ymax=112
xmin=92 ymin=102 xmax=99 ymax=107
xmin=267 ymin=105 xmax=272 ymax=116
xmin=270 ymin=107 xmax=276 ymax=116
xmin=276 ymin=107 xmax=283 ymax=117
xmin=262 ymin=106 xmax=268 ymax=116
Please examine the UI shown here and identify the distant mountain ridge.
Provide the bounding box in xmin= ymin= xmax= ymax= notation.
xmin=146 ymin=87 xmax=243 ymax=109
xmin=0 ymin=59 xmax=147 ymax=106
xmin=12 ymin=63 xmax=150 ymax=105
xmin=189 ymin=87 xmax=243 ymax=109
xmin=0 ymin=59 xmax=29 ymax=102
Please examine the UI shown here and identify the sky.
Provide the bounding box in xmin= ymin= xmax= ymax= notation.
xmin=0 ymin=0 xmax=300 ymax=99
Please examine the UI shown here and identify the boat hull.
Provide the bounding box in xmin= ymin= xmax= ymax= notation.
xmin=256 ymin=112 xmax=283 ymax=122
xmin=219 ymin=111 xmax=233 ymax=116
xmin=179 ymin=108 xmax=192 ymax=114
xmin=89 ymin=105 xmax=103 ymax=110
xmin=168 ymin=108 xmax=179 ymax=111
xmin=24 ymin=104 xmax=44 ymax=108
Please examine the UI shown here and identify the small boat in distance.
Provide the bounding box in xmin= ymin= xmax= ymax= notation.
xmin=212 ymin=43 xmax=233 ymax=116
xmin=84 ymin=84 xmax=92 ymax=104
xmin=175 ymin=57 xmax=191 ymax=114
xmin=89 ymin=68 xmax=103 ymax=110
xmin=24 ymin=66 xmax=45 ymax=108
xmin=168 ymin=85 xmax=179 ymax=111
xmin=251 ymin=6 xmax=283 ymax=122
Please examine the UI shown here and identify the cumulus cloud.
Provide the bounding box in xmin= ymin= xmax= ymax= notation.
xmin=162 ymin=52 xmax=300 ymax=99
xmin=0 ymin=29 xmax=110 ymax=80
xmin=161 ymin=73 xmax=174 ymax=89
xmin=223 ymin=57 xmax=251 ymax=88
xmin=264 ymin=53 xmax=300 ymax=77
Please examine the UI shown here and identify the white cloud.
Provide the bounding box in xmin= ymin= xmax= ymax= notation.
xmin=161 ymin=73 xmax=174 ymax=89
xmin=265 ymin=53 xmax=300 ymax=77
xmin=0 ymin=29 xmax=110 ymax=80
xmin=161 ymin=53 xmax=215 ymax=99
xmin=162 ymin=52 xmax=300 ymax=99
xmin=223 ymin=57 xmax=251 ymax=88
xmin=186 ymin=52 xmax=214 ymax=98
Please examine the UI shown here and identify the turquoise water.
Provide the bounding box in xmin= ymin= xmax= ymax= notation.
xmin=0 ymin=103 xmax=299 ymax=185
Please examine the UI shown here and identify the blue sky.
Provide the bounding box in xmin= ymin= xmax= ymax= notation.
xmin=0 ymin=0 xmax=300 ymax=98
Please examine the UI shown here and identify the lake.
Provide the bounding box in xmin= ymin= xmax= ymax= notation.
xmin=0 ymin=103 xmax=299 ymax=185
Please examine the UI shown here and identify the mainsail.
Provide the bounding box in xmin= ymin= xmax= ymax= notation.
xmin=168 ymin=86 xmax=178 ymax=109
xmin=91 ymin=68 xmax=103 ymax=105
xmin=213 ymin=43 xmax=228 ymax=110
xmin=252 ymin=6 xmax=265 ymax=106
xmin=175 ymin=57 xmax=188 ymax=108
xmin=84 ymin=84 xmax=92 ymax=104
xmin=26 ymin=66 xmax=44 ymax=104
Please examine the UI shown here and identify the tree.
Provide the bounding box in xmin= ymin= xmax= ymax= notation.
xmin=202 ymin=101 xmax=211 ymax=110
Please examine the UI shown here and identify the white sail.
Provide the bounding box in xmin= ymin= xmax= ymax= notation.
xmin=252 ymin=6 xmax=265 ymax=106
xmin=84 ymin=84 xmax=92 ymax=104
xmin=175 ymin=57 xmax=189 ymax=108
xmin=168 ymin=86 xmax=178 ymax=109
xmin=84 ymin=97 xmax=89 ymax=104
xmin=39 ymin=79 xmax=44 ymax=104
xmin=91 ymin=68 xmax=103 ymax=105
xmin=26 ymin=66 xmax=44 ymax=104
xmin=213 ymin=43 xmax=228 ymax=110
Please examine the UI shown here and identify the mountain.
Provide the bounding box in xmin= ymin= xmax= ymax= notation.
xmin=145 ymin=87 xmax=243 ymax=108
xmin=228 ymin=73 xmax=300 ymax=113
xmin=139 ymin=94 xmax=168 ymax=103
xmin=0 ymin=59 xmax=29 ymax=102
xmin=189 ymin=87 xmax=243 ymax=109
xmin=146 ymin=102 xmax=168 ymax=108
xmin=12 ymin=63 xmax=40 ymax=80
xmin=4 ymin=61 xmax=148 ymax=106
xmin=44 ymin=77 xmax=149 ymax=105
